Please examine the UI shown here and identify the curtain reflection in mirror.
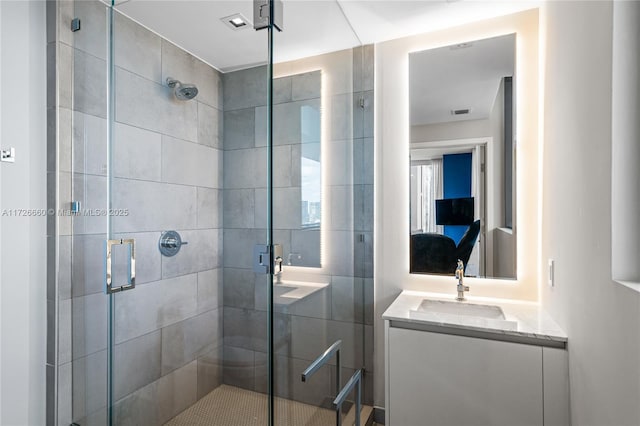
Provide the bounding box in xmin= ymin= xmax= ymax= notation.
xmin=410 ymin=159 xmax=443 ymax=235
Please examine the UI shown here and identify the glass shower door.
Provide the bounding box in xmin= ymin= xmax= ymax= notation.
xmin=62 ymin=1 xmax=112 ymax=424
xmin=103 ymin=1 xmax=271 ymax=424
xmin=62 ymin=0 xmax=270 ymax=424
xmin=269 ymin=2 xmax=374 ymax=425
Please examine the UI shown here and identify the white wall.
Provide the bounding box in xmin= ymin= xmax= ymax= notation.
xmin=487 ymin=78 xmax=505 ymax=277
xmin=0 ymin=1 xmax=47 ymax=425
xmin=374 ymin=9 xmax=539 ymax=407
xmin=611 ymin=0 xmax=640 ymax=285
xmin=540 ymin=2 xmax=640 ymax=424
xmin=411 ymin=118 xmax=491 ymax=143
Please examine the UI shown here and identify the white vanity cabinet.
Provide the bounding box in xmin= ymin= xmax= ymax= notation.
xmin=385 ymin=324 xmax=570 ymax=426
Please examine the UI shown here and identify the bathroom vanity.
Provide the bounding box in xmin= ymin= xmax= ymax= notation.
xmin=383 ymin=291 xmax=569 ymax=426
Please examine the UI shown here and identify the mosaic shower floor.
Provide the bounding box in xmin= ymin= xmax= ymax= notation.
xmin=165 ymin=384 xmax=337 ymax=426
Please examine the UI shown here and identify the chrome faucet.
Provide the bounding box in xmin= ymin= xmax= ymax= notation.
xmin=274 ymin=255 xmax=283 ymax=283
xmin=455 ymin=259 xmax=469 ymax=301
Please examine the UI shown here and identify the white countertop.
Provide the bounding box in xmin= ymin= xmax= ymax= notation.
xmin=273 ymin=279 xmax=329 ymax=306
xmin=383 ymin=290 xmax=568 ymax=347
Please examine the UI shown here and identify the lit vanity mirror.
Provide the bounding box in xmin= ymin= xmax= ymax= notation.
xmin=274 ymin=70 xmax=322 ymax=268
xmin=409 ymin=34 xmax=516 ymax=279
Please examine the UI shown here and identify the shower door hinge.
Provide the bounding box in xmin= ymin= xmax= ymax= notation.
xmin=253 ymin=243 xmax=282 ymax=274
xmin=359 ymin=96 xmax=365 ymax=109
xmin=253 ymin=0 xmax=283 ymax=31
xmin=71 ymin=18 xmax=81 ymax=32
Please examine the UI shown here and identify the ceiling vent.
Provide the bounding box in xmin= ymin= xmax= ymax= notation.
xmin=451 ymin=108 xmax=472 ymax=115
xmin=221 ymin=13 xmax=251 ymax=31
xmin=450 ymin=42 xmax=473 ymax=50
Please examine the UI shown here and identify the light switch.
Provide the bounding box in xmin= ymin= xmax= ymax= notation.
xmin=1 ymin=147 xmax=15 ymax=163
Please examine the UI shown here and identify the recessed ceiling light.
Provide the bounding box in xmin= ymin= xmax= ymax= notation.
xmin=221 ymin=13 xmax=251 ymax=31
xmin=230 ymin=17 xmax=246 ymax=27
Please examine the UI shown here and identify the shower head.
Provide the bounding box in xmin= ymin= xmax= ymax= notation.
xmin=166 ymin=77 xmax=199 ymax=101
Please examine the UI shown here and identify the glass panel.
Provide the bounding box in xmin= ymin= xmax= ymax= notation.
xmin=271 ymin=2 xmax=372 ymax=424
xmin=65 ymin=1 xmax=110 ymax=424
xmin=59 ymin=1 xmax=373 ymax=425
xmin=107 ymin=1 xmax=269 ymax=423
xmin=59 ymin=0 xmax=268 ymax=424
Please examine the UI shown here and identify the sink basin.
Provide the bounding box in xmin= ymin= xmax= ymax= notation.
xmin=409 ymin=299 xmax=518 ymax=331
xmin=416 ymin=299 xmax=506 ymax=319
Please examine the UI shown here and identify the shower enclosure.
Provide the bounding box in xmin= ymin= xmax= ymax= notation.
xmin=46 ymin=0 xmax=374 ymax=425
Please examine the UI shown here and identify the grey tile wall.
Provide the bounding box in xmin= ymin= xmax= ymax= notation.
xmin=114 ymin=12 xmax=162 ymax=82
xmin=115 ymin=67 xmax=198 ymax=142
xmin=72 ymin=349 xmax=108 ymax=421
xmin=222 ymin=47 xmax=374 ymax=407
xmin=160 ymin=309 xmax=222 ymax=375
xmin=113 ymin=122 xmax=162 ymax=181
xmin=197 ymin=346 xmax=223 ymax=399
xmin=50 ymin=1 xmax=224 ymax=424
xmin=113 ymin=330 xmax=162 ymax=400
xmin=73 ymin=48 xmax=107 ymax=118
xmin=112 ymin=361 xmax=198 ymax=426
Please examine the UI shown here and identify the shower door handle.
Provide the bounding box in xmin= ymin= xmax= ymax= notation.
xmin=105 ymin=238 xmax=136 ymax=294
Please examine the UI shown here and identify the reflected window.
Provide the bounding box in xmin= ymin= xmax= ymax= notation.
xmin=301 ymin=105 xmax=321 ymax=228
xmin=411 ymin=159 xmax=443 ymax=234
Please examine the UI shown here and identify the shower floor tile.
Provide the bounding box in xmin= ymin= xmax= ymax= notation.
xmin=164 ymin=384 xmax=336 ymax=426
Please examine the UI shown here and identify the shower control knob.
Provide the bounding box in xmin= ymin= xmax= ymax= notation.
xmin=159 ymin=230 xmax=188 ymax=257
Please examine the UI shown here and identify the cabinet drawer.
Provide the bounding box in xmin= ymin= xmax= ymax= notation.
xmin=388 ymin=327 xmax=543 ymax=426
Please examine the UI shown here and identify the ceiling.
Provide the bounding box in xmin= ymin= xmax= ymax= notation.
xmin=113 ymin=0 xmax=539 ymax=73
xmin=409 ymin=33 xmax=515 ymax=126
xmin=115 ymin=0 xmax=359 ymax=72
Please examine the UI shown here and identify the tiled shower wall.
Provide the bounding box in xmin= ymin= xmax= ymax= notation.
xmin=221 ymin=46 xmax=375 ymax=406
xmin=47 ymin=2 xmax=223 ymax=425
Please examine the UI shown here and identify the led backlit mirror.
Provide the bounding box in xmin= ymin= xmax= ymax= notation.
xmin=409 ymin=34 xmax=517 ymax=279
xmin=274 ymin=71 xmax=322 ymax=268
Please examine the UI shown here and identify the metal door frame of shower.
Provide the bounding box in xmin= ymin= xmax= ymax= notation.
xmin=257 ymin=1 xmax=288 ymax=423
xmin=106 ymin=2 xmax=116 ymax=424
xmin=266 ymin=0 xmax=275 ymax=422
